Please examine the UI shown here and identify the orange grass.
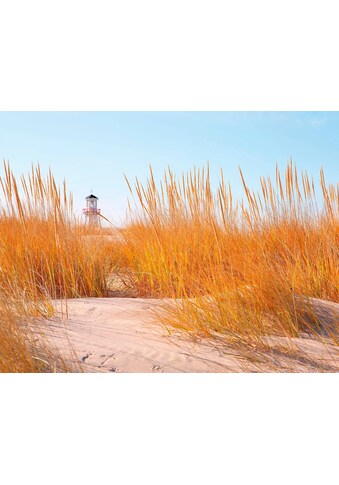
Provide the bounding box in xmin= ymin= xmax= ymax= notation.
xmin=119 ymin=162 xmax=339 ymax=344
xmin=1 ymin=160 xmax=338 ymax=371
xmin=0 ymin=295 xmax=49 ymax=372
xmin=0 ymin=162 xmax=116 ymax=305
xmin=0 ymin=162 xmax=116 ymax=371
xmin=0 ymin=294 xmax=71 ymax=372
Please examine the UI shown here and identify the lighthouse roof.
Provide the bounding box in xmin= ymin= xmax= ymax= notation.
xmin=86 ymin=194 xmax=98 ymax=200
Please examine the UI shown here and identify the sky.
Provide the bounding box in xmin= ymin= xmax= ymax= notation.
xmin=0 ymin=111 xmax=338 ymax=224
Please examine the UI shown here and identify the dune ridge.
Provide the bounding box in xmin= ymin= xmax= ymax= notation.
xmin=41 ymin=297 xmax=339 ymax=373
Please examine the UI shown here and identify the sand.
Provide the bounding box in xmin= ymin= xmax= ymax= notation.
xmin=43 ymin=298 xmax=247 ymax=372
xmin=40 ymin=297 xmax=339 ymax=373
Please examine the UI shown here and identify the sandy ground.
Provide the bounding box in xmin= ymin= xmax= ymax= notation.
xmin=43 ymin=298 xmax=248 ymax=372
xmin=40 ymin=297 xmax=339 ymax=373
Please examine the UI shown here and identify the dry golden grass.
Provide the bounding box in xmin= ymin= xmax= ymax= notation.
xmin=0 ymin=295 xmax=71 ymax=372
xmin=0 ymin=162 xmax=117 ymax=303
xmin=0 ymin=162 xmax=116 ymax=372
xmin=1 ymin=160 xmax=338 ymax=372
xmin=0 ymin=296 xmax=47 ymax=372
xmin=118 ymin=162 xmax=339 ymax=352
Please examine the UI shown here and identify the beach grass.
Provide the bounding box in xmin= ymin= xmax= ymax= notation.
xmin=0 ymin=162 xmax=115 ymax=371
xmin=117 ymin=162 xmax=338 ymax=349
xmin=0 ymin=160 xmax=338 ymax=372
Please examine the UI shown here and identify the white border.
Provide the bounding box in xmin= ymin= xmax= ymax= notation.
xmin=1 ymin=1 xmax=338 ymax=484
xmin=0 ymin=0 xmax=339 ymax=110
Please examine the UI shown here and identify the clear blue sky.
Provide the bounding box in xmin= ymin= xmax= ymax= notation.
xmin=0 ymin=112 xmax=338 ymax=224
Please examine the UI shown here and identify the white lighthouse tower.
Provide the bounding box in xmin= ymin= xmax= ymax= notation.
xmin=83 ymin=194 xmax=101 ymax=226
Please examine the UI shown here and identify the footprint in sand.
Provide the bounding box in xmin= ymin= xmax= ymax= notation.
xmin=100 ymin=354 xmax=115 ymax=366
xmin=81 ymin=353 xmax=92 ymax=363
xmin=152 ymin=365 xmax=164 ymax=373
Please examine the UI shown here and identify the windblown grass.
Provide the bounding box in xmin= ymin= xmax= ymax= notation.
xmin=0 ymin=162 xmax=116 ymax=304
xmin=0 ymin=295 xmax=49 ymax=372
xmin=1 ymin=159 xmax=338 ymax=372
xmin=0 ymin=294 xmax=71 ymax=372
xmin=0 ymin=162 xmax=115 ymax=371
xmin=119 ymin=162 xmax=339 ymax=350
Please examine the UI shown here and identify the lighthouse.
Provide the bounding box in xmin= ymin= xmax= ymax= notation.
xmin=83 ymin=194 xmax=101 ymax=226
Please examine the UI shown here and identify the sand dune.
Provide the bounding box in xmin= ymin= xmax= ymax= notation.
xmin=39 ymin=297 xmax=339 ymax=373
xmin=43 ymin=298 xmax=246 ymax=372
